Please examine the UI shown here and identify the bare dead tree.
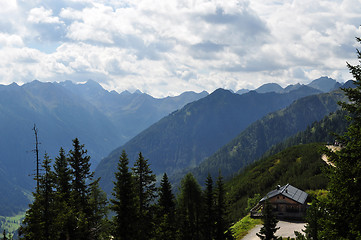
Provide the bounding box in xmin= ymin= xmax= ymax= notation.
xmin=33 ymin=124 xmax=40 ymax=191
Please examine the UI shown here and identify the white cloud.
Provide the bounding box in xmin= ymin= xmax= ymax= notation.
xmin=0 ymin=0 xmax=360 ymax=96
xmin=0 ymin=33 xmax=24 ymax=47
xmin=28 ymin=6 xmax=63 ymax=24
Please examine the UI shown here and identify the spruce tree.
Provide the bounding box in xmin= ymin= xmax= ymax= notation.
xmin=203 ymin=174 xmax=215 ymax=240
xmin=256 ymin=199 xmax=279 ymax=240
xmin=157 ymin=173 xmax=177 ymax=240
xmin=20 ymin=154 xmax=56 ymax=240
xmin=110 ymin=150 xmax=138 ymax=240
xmin=214 ymin=173 xmax=231 ymax=240
xmin=132 ymin=152 xmax=157 ymax=239
xmin=53 ymin=148 xmax=74 ymax=239
xmin=321 ymin=36 xmax=361 ymax=239
xmin=302 ymin=199 xmax=320 ymax=240
xmin=177 ymin=173 xmax=203 ymax=240
xmin=68 ymin=138 xmax=95 ymax=239
xmin=88 ymin=178 xmax=109 ymax=239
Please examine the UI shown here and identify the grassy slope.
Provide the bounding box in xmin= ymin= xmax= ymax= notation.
xmin=0 ymin=211 xmax=25 ymax=236
xmin=230 ymin=214 xmax=262 ymax=239
xmin=225 ymin=142 xmax=329 ymax=222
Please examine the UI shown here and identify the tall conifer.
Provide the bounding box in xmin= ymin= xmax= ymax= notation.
xmin=321 ymin=36 xmax=361 ymax=239
xmin=203 ymin=174 xmax=215 ymax=240
xmin=20 ymin=154 xmax=56 ymax=240
xmin=214 ymin=173 xmax=229 ymax=240
xmin=132 ymin=152 xmax=157 ymax=239
xmin=157 ymin=173 xmax=176 ymax=240
xmin=177 ymin=173 xmax=203 ymax=240
xmin=68 ymin=138 xmax=95 ymax=239
xmin=111 ymin=150 xmax=138 ymax=240
xmin=53 ymin=148 xmax=73 ymax=239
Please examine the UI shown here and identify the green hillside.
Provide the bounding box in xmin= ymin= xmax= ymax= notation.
xmin=96 ymin=86 xmax=321 ymax=195
xmin=225 ymin=142 xmax=329 ymax=222
xmin=189 ymin=90 xmax=346 ymax=183
xmin=224 ymin=108 xmax=350 ymax=222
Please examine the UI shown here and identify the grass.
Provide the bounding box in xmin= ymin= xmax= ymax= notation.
xmin=0 ymin=211 xmax=26 ymax=236
xmin=230 ymin=214 xmax=262 ymax=239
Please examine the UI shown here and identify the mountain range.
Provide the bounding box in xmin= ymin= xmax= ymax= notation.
xmin=236 ymin=76 xmax=341 ymax=94
xmin=188 ymin=89 xmax=346 ymax=183
xmin=0 ymin=76 xmax=348 ymax=216
xmin=0 ymin=80 xmax=206 ymax=215
xmin=95 ymin=84 xmax=331 ymax=194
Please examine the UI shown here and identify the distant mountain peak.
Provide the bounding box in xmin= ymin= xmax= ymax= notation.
xmin=120 ymin=90 xmax=131 ymax=96
xmin=307 ymin=76 xmax=339 ymax=92
xmin=84 ymin=79 xmax=102 ymax=87
xmin=255 ymin=83 xmax=283 ymax=93
xmin=236 ymin=89 xmax=249 ymax=95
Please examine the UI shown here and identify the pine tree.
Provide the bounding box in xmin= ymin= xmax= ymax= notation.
xmin=177 ymin=173 xmax=203 ymax=240
xmin=110 ymin=150 xmax=138 ymax=240
xmin=53 ymin=148 xmax=74 ymax=239
xmin=302 ymin=199 xmax=320 ymax=240
xmin=132 ymin=152 xmax=157 ymax=239
xmin=320 ymin=36 xmax=361 ymax=239
xmin=203 ymin=174 xmax=215 ymax=240
xmin=20 ymin=154 xmax=56 ymax=240
xmin=3 ymin=230 xmax=6 ymax=240
xmin=68 ymin=138 xmax=93 ymax=210
xmin=88 ymin=178 xmax=110 ymax=239
xmin=156 ymin=173 xmax=177 ymax=240
xmin=214 ymin=173 xmax=231 ymax=240
xmin=68 ymin=138 xmax=95 ymax=239
xmin=256 ymin=199 xmax=279 ymax=240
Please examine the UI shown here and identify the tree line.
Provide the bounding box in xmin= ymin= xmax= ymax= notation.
xmin=19 ymin=139 xmax=233 ymax=240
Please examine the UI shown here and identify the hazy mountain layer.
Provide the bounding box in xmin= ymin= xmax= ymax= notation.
xmin=0 ymin=80 xmax=206 ymax=216
xmin=96 ymin=86 xmax=322 ymax=195
xmin=188 ymin=89 xmax=346 ymax=183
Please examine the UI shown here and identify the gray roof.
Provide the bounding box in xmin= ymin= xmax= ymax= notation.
xmin=260 ymin=184 xmax=308 ymax=204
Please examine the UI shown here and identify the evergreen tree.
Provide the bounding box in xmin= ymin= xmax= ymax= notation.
xmin=321 ymin=36 xmax=361 ymax=239
xmin=302 ymin=199 xmax=321 ymax=240
xmin=88 ymin=179 xmax=110 ymax=239
xmin=132 ymin=152 xmax=157 ymax=239
xmin=53 ymin=148 xmax=74 ymax=239
xmin=177 ymin=173 xmax=203 ymax=240
xmin=214 ymin=173 xmax=232 ymax=240
xmin=3 ymin=230 xmax=6 ymax=240
xmin=156 ymin=173 xmax=177 ymax=240
xmin=110 ymin=150 xmax=138 ymax=240
xmin=68 ymin=138 xmax=93 ymax=211
xmin=68 ymin=138 xmax=94 ymax=239
xmin=256 ymin=199 xmax=279 ymax=240
xmin=203 ymin=174 xmax=215 ymax=240
xmin=20 ymin=154 xmax=56 ymax=240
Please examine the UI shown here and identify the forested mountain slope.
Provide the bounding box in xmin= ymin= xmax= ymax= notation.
xmin=225 ymin=108 xmax=350 ymax=221
xmin=187 ymin=89 xmax=346 ymax=183
xmin=96 ymin=86 xmax=322 ymax=195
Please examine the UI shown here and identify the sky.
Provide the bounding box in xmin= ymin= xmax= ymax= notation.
xmin=0 ymin=0 xmax=361 ymax=97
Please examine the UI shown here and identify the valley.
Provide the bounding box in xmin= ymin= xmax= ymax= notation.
xmin=0 ymin=76 xmax=355 ymax=238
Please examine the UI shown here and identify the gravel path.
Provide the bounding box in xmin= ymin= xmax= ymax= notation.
xmin=241 ymin=221 xmax=306 ymax=240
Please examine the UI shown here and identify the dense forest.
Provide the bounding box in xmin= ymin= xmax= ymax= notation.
xmin=16 ymin=140 xmax=233 ymax=240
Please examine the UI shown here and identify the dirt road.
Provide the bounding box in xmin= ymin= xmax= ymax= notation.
xmin=241 ymin=220 xmax=306 ymax=240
